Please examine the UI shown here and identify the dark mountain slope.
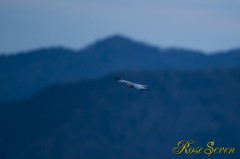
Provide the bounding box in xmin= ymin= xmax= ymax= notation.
xmin=0 ymin=47 xmax=77 ymax=101
xmin=0 ymin=69 xmax=240 ymax=159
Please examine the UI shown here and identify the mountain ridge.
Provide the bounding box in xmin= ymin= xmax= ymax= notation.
xmin=0 ymin=34 xmax=240 ymax=101
xmin=2 ymin=34 xmax=240 ymax=56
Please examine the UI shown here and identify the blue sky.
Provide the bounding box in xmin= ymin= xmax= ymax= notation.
xmin=0 ymin=0 xmax=240 ymax=54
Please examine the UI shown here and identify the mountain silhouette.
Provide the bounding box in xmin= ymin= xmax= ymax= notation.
xmin=0 ymin=69 xmax=240 ymax=159
xmin=1 ymin=35 xmax=240 ymax=101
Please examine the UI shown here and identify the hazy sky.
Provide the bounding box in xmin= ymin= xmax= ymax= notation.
xmin=0 ymin=0 xmax=240 ymax=54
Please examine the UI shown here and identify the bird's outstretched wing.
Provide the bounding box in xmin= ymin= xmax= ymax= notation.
xmin=114 ymin=76 xmax=148 ymax=90
xmin=118 ymin=80 xmax=134 ymax=88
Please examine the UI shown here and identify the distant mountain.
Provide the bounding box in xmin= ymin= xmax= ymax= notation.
xmin=0 ymin=35 xmax=240 ymax=101
xmin=0 ymin=69 xmax=240 ymax=159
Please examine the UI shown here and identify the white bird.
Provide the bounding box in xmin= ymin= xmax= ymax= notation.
xmin=114 ymin=76 xmax=149 ymax=90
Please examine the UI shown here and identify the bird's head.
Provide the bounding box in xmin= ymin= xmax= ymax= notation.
xmin=114 ymin=76 xmax=120 ymax=81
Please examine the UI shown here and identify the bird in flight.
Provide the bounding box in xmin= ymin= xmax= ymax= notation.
xmin=114 ymin=76 xmax=149 ymax=90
